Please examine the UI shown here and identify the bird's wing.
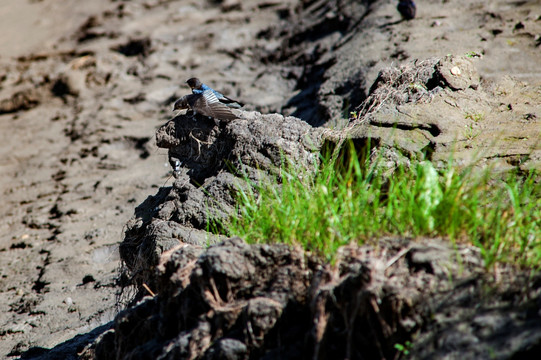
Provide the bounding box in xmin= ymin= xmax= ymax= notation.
xmin=201 ymin=89 xmax=220 ymax=104
xmin=218 ymin=95 xmax=244 ymax=107
xmin=207 ymin=102 xmax=237 ymax=121
xmin=206 ymin=88 xmax=244 ymax=108
xmin=194 ymin=91 xmax=237 ymax=121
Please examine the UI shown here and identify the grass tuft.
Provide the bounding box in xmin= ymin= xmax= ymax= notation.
xmin=220 ymin=145 xmax=541 ymax=268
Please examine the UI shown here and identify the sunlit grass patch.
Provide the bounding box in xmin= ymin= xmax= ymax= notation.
xmin=219 ymin=146 xmax=541 ymax=268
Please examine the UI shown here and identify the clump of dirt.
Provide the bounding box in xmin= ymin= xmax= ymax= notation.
xmin=120 ymin=110 xmax=322 ymax=290
xmin=0 ymin=88 xmax=41 ymax=114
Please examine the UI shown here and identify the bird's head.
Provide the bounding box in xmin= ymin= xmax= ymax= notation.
xmin=173 ymin=96 xmax=189 ymax=111
xmin=186 ymin=77 xmax=202 ymax=90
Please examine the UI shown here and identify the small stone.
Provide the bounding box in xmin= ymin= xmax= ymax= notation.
xmin=450 ymin=66 xmax=461 ymax=76
xmin=69 ymin=55 xmax=96 ymax=70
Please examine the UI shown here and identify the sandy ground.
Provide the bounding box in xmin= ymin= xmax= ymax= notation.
xmin=0 ymin=0 xmax=540 ymax=357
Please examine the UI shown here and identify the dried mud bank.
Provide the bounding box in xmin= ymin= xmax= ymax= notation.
xmin=90 ymin=238 xmax=541 ymax=360
xmin=1 ymin=0 xmax=540 ymax=359
xmin=86 ymin=55 xmax=541 ymax=359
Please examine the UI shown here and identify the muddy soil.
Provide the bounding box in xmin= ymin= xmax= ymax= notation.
xmin=0 ymin=0 xmax=540 ymax=359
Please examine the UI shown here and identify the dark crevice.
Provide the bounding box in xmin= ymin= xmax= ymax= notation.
xmin=51 ymin=78 xmax=72 ymax=98
xmin=125 ymin=136 xmax=151 ymax=159
xmin=112 ymin=38 xmax=152 ymax=57
xmin=286 ymin=58 xmax=336 ymax=126
xmin=369 ymin=120 xmax=441 ymax=137
xmin=32 ymin=250 xmax=51 ymax=293
xmin=420 ymin=141 xmax=436 ymax=161
xmin=257 ymin=0 xmax=375 ymax=126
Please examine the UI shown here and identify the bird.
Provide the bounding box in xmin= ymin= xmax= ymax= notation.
xmin=186 ymin=77 xmax=244 ymax=108
xmin=173 ymin=89 xmax=237 ymax=121
xmin=397 ymin=0 xmax=416 ymax=20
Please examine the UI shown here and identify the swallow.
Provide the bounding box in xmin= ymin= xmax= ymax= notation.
xmin=173 ymin=89 xmax=237 ymax=121
xmin=397 ymin=0 xmax=416 ymax=20
xmin=186 ymin=77 xmax=244 ymax=108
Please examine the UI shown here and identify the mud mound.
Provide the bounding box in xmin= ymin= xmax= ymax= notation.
xmin=253 ymin=0 xmax=541 ymax=128
xmin=120 ymin=111 xmax=322 ymax=289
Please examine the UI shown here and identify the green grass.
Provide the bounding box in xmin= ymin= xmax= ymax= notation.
xmin=219 ymin=145 xmax=541 ymax=268
xmin=464 ymin=111 xmax=484 ymax=122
